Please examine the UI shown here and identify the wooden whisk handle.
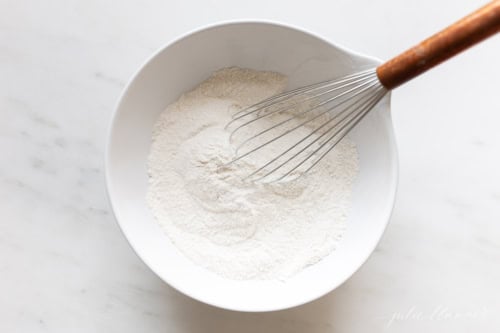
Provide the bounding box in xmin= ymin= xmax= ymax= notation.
xmin=376 ymin=0 xmax=500 ymax=90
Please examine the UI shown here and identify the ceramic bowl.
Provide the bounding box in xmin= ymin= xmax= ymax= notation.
xmin=105 ymin=21 xmax=398 ymax=312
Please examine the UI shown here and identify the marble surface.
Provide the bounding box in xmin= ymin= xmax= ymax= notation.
xmin=1 ymin=0 xmax=499 ymax=331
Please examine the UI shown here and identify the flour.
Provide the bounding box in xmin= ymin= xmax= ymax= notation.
xmin=147 ymin=67 xmax=359 ymax=280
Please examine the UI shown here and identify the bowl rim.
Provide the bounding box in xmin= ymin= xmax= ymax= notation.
xmin=105 ymin=19 xmax=399 ymax=312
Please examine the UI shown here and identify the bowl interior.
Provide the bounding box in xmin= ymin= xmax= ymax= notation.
xmin=106 ymin=22 xmax=397 ymax=312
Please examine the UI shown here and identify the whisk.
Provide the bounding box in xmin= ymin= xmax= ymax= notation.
xmin=226 ymin=1 xmax=500 ymax=182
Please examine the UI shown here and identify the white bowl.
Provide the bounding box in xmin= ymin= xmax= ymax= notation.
xmin=105 ymin=21 xmax=398 ymax=312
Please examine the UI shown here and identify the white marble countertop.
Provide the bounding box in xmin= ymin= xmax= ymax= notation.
xmin=1 ymin=0 xmax=499 ymax=331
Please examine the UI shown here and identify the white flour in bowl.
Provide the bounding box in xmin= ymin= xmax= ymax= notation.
xmin=147 ymin=67 xmax=359 ymax=280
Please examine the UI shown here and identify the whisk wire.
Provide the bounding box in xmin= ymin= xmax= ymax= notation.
xmin=228 ymin=73 xmax=378 ymax=142
xmin=232 ymin=73 xmax=380 ymax=155
xmin=228 ymin=76 xmax=378 ymax=167
xmin=225 ymin=69 xmax=388 ymax=182
xmin=227 ymin=69 xmax=375 ymax=127
xmin=276 ymin=88 xmax=387 ymax=182
xmin=251 ymin=85 xmax=387 ymax=182
xmin=244 ymin=85 xmax=381 ymax=181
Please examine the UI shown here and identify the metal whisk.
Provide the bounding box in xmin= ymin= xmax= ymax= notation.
xmin=226 ymin=1 xmax=500 ymax=182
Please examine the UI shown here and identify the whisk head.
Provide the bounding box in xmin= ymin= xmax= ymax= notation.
xmin=225 ymin=68 xmax=388 ymax=183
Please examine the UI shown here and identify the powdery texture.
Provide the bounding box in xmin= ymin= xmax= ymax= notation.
xmin=147 ymin=67 xmax=359 ymax=280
